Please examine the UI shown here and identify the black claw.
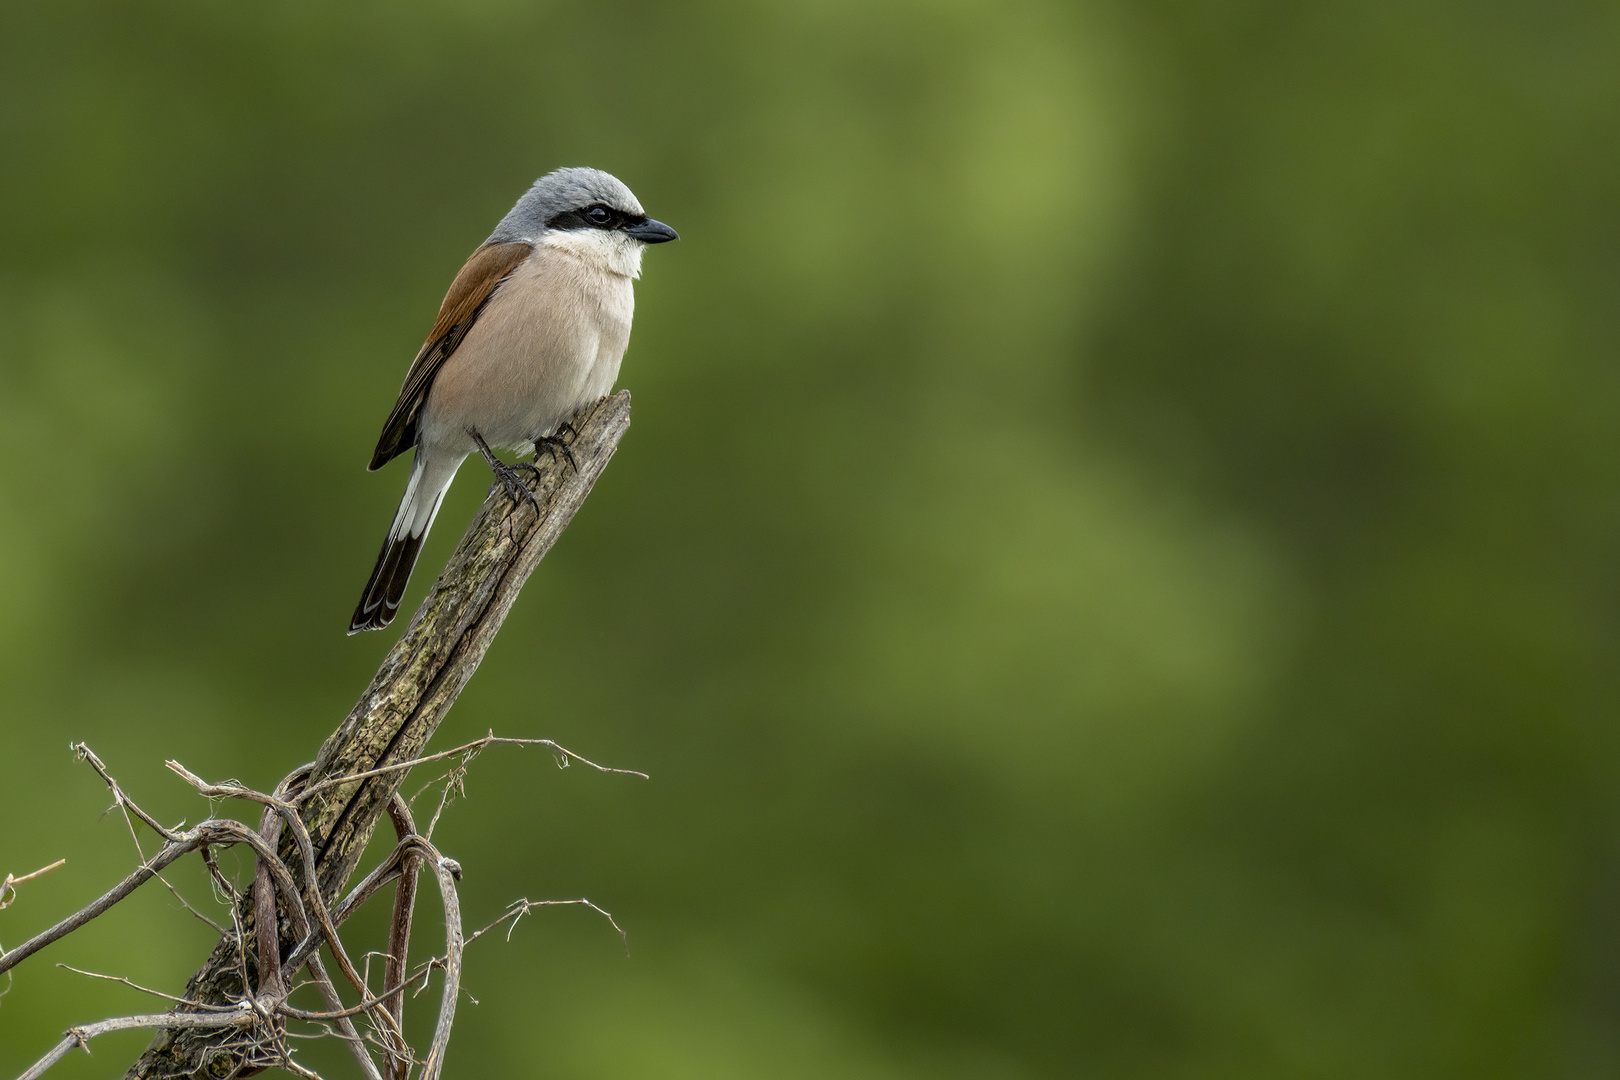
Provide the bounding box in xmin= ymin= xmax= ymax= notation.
xmin=533 ymin=433 xmax=578 ymax=473
xmin=469 ymin=429 xmax=540 ymax=512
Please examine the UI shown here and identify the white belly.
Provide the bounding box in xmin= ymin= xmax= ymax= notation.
xmin=417 ymin=245 xmax=634 ymax=456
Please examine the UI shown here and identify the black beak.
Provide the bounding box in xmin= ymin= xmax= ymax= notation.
xmin=624 ymin=217 xmax=679 ymax=244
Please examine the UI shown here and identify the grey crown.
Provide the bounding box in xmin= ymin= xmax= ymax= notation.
xmin=487 ymin=167 xmax=645 ymax=244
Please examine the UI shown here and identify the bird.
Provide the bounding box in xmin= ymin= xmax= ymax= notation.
xmin=348 ymin=167 xmax=678 ymax=634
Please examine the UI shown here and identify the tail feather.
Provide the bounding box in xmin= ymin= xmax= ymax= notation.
xmin=349 ymin=455 xmax=454 ymax=634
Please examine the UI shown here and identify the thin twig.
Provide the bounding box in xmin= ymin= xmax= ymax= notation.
xmin=87 ymin=747 xmax=228 ymax=937
xmin=329 ymin=846 xmax=411 ymax=930
xmin=17 ymin=1005 xmax=253 ymax=1080
xmin=199 ymin=843 xmax=243 ymax=907
xmin=305 ymin=953 xmax=387 ymax=1080
xmin=54 ymin=964 xmax=235 ymax=1010
xmin=155 ymin=871 xmax=228 ymax=935
xmin=0 ymin=859 xmax=67 ymax=911
xmin=424 ymin=747 xmax=479 ymax=840
xmin=75 ymin=743 xmax=179 ymax=840
xmin=0 ymin=833 xmax=198 ymax=978
xmin=141 ymin=848 xmax=227 ymax=937
xmin=471 ymin=896 xmax=630 ymax=956
xmin=117 ymin=801 xmax=224 ymax=936
xmin=293 ymin=733 xmax=649 ymax=806
xmin=277 ymin=1053 xmax=332 ymax=1080
xmin=0 ymin=861 xmax=65 ymax=1002
xmin=280 ymin=834 xmax=417 ymax=981
xmin=277 ymin=966 xmax=436 ymax=1022
xmin=0 ymin=816 xmax=303 ymax=978
xmin=0 ymin=753 xmax=301 ymax=978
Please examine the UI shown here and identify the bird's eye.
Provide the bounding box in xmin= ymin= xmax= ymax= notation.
xmin=585 ymin=205 xmax=613 ymax=225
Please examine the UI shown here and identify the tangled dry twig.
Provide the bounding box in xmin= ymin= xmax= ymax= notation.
xmin=3 ymin=737 xmax=641 ymax=1080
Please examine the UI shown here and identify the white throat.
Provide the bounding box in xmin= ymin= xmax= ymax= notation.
xmin=538 ymin=228 xmax=644 ymax=279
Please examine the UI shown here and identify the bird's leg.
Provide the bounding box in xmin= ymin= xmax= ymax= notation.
xmin=532 ymin=422 xmax=579 ymax=473
xmin=469 ymin=428 xmax=540 ymax=511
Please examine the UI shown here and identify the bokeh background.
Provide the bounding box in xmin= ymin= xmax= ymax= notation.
xmin=3 ymin=1 xmax=1619 ymax=1076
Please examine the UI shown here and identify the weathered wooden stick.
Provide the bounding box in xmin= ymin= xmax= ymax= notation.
xmin=126 ymin=390 xmax=632 ymax=1079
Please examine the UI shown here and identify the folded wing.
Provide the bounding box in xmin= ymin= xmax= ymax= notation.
xmin=367 ymin=240 xmax=535 ymax=471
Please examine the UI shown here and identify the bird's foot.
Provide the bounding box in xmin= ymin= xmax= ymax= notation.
xmin=469 ymin=429 xmax=540 ymax=512
xmin=533 ymin=427 xmax=578 ymax=472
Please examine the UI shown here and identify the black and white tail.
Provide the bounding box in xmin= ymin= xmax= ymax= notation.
xmin=349 ymin=455 xmax=457 ymax=633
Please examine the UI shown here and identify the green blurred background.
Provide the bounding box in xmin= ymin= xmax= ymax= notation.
xmin=3 ymin=0 xmax=1619 ymax=1076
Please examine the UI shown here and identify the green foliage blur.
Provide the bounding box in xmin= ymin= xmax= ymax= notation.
xmin=3 ymin=1 xmax=1619 ymax=1076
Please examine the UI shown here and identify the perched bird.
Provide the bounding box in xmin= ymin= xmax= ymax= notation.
xmin=349 ymin=167 xmax=678 ymax=633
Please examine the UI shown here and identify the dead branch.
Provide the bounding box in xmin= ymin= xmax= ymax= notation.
xmin=3 ymin=392 xmax=639 ymax=1080
xmin=298 ymin=389 xmax=633 ymax=901
xmin=131 ymin=392 xmax=632 ymax=1079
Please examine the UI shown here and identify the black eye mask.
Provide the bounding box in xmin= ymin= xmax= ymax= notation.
xmin=545 ymin=204 xmax=645 ymax=232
